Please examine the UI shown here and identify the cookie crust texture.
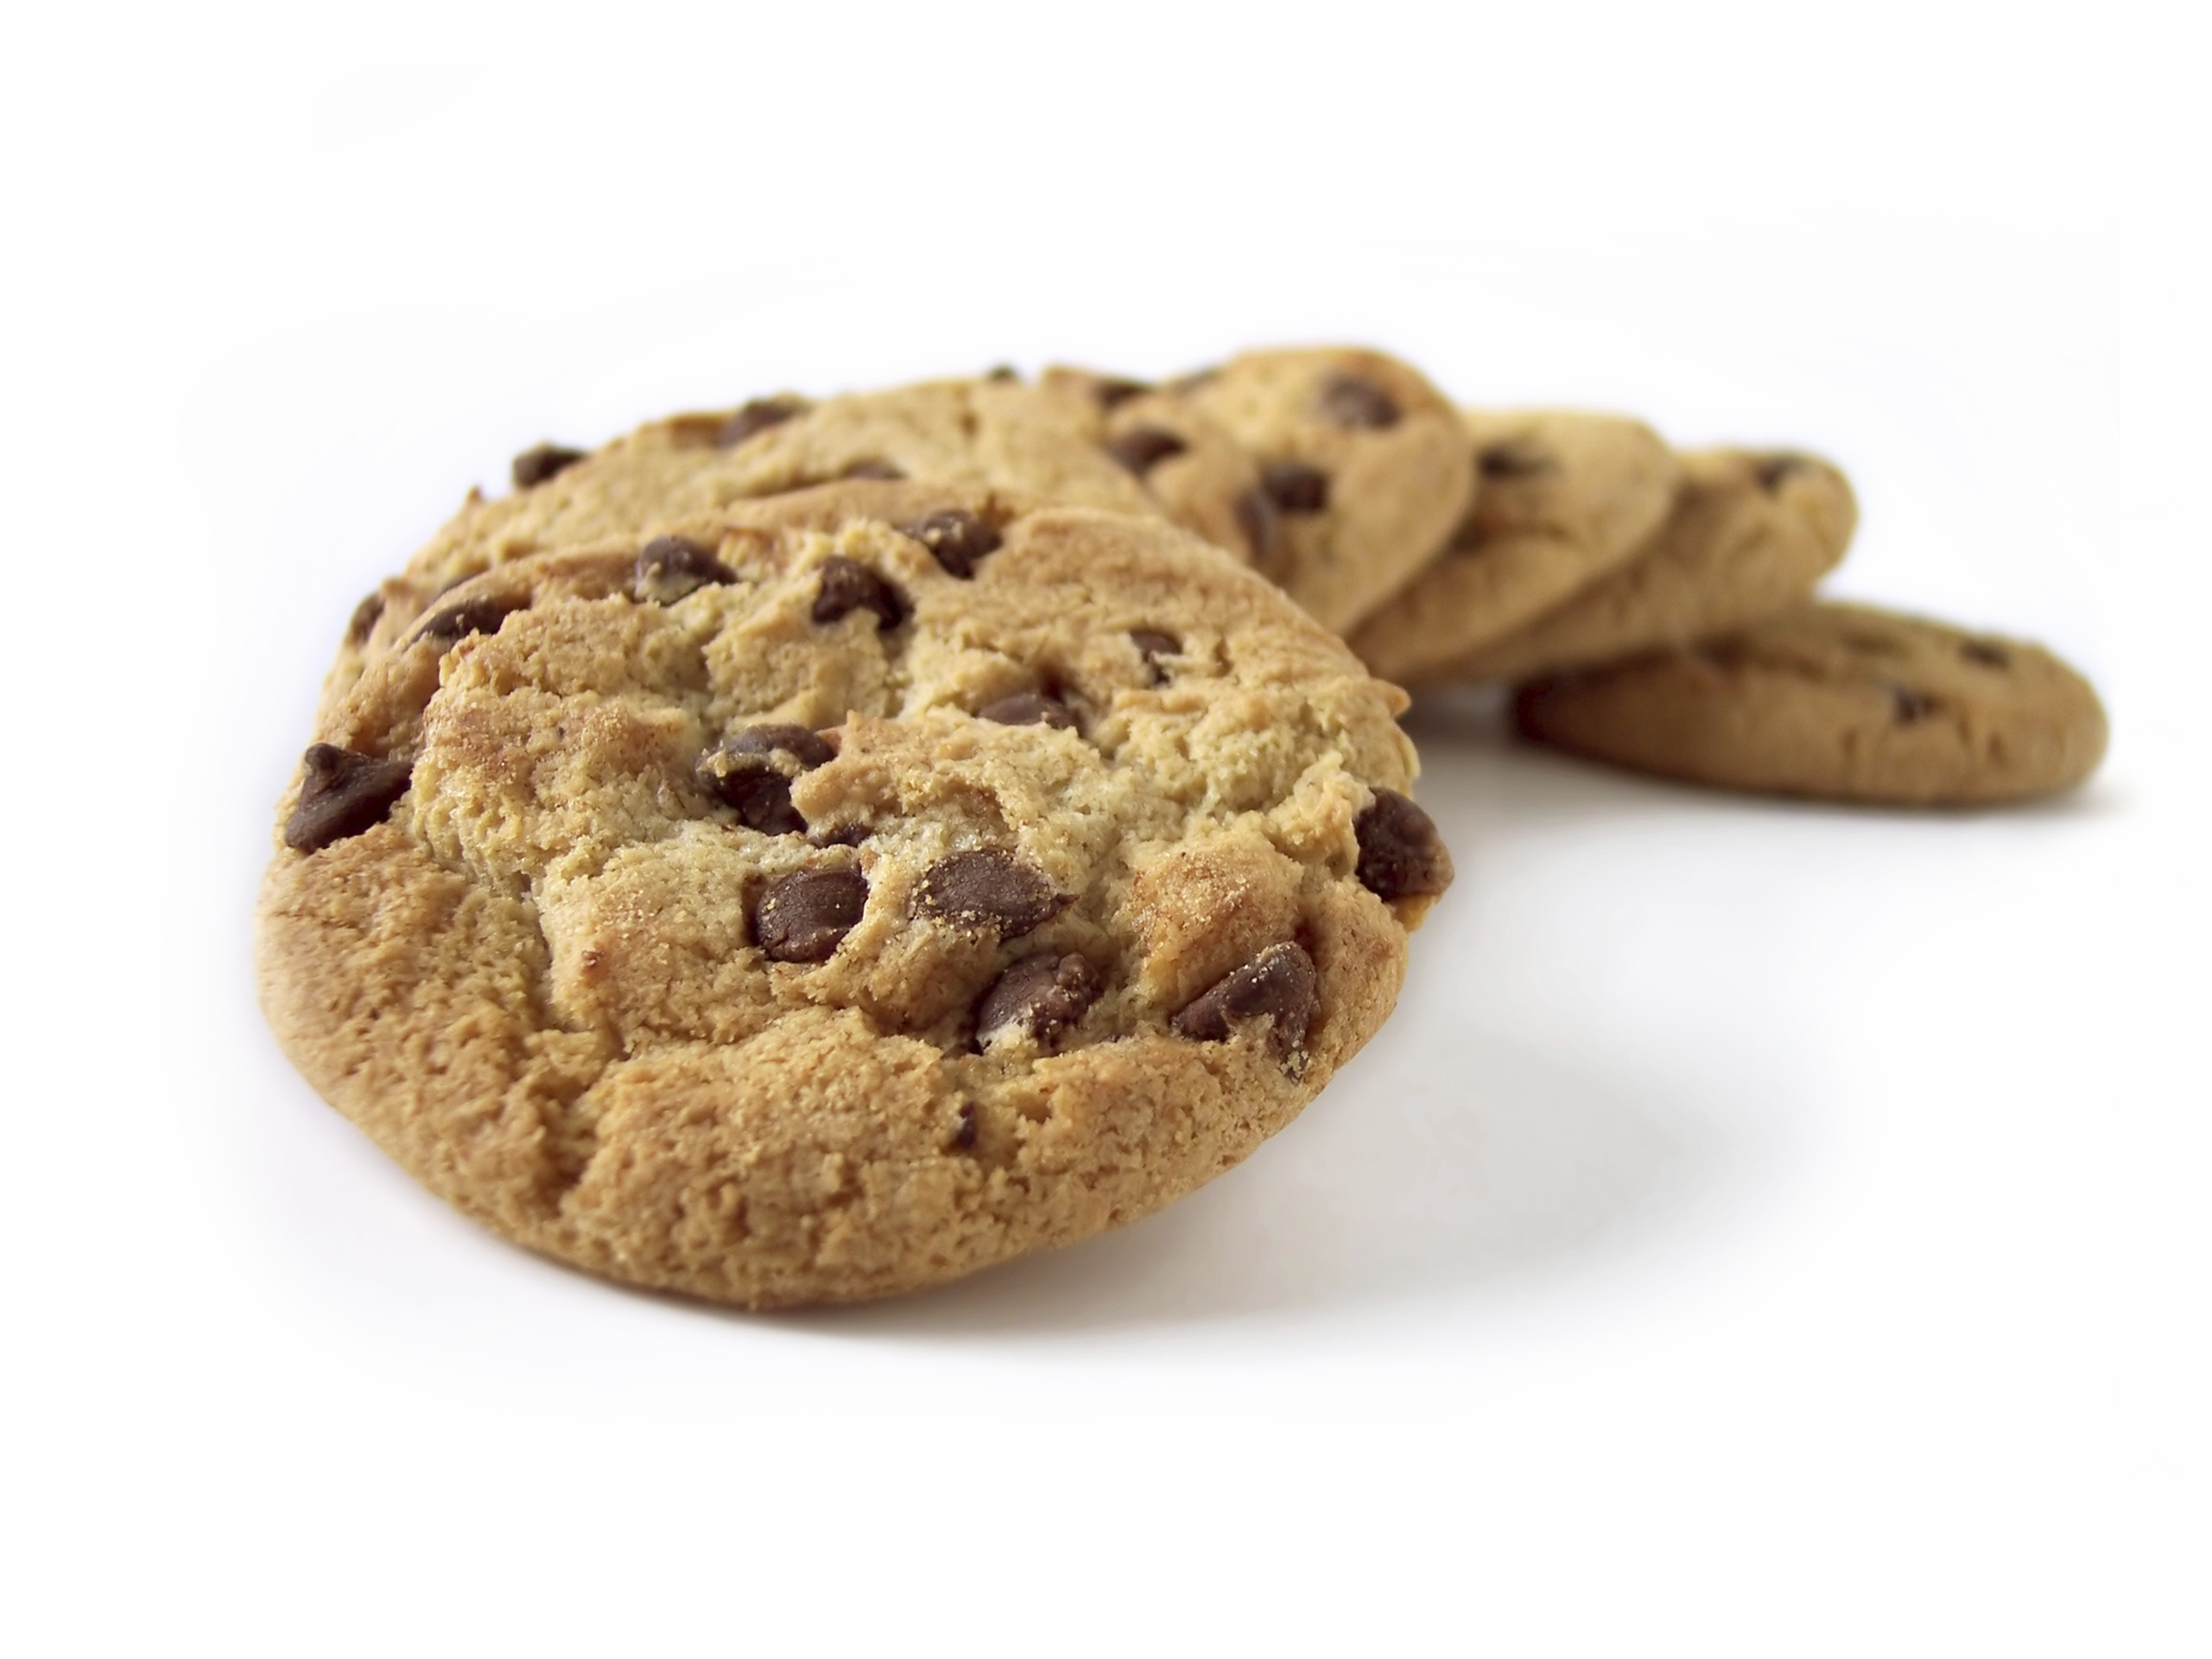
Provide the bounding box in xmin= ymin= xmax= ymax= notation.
xmin=1428 ymin=447 xmax=1859 ymax=687
xmin=324 ymin=378 xmax=1207 ymax=718
xmin=1167 ymin=347 xmax=1476 ymax=635
xmin=259 ymin=484 xmax=1451 ymax=1308
xmin=1349 ymin=409 xmax=1679 ymax=687
xmin=1514 ymin=601 xmax=2108 ymax=804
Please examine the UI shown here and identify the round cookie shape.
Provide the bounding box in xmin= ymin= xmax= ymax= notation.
xmin=1435 ymin=447 xmax=1859 ymax=687
xmin=1164 ymin=347 xmax=1476 ymax=633
xmin=1512 ymin=600 xmax=2107 ymax=805
xmin=1349 ymin=409 xmax=1679 ymax=687
xmin=260 ymin=484 xmax=1452 ymax=1308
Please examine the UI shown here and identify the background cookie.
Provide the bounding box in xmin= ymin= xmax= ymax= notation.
xmin=1512 ymin=600 xmax=2107 ymax=804
xmin=1429 ymin=447 xmax=1858 ymax=687
xmin=1349 ymin=409 xmax=1678 ymax=687
xmin=1037 ymin=367 xmax=1272 ymax=567
xmin=261 ymin=484 xmax=1451 ymax=1308
xmin=1166 ymin=347 xmax=1476 ymax=633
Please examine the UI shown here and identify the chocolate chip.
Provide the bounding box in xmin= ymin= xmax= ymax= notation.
xmin=345 ymin=592 xmax=384 ymax=647
xmin=697 ymin=725 xmax=836 ymax=834
xmin=417 ymin=593 xmax=518 ymax=649
xmin=842 ymin=459 xmax=905 ymax=481
xmin=511 ymin=443 xmax=587 ymax=489
xmin=1092 ymin=377 xmax=1151 ymax=409
xmin=976 ymin=953 xmax=1101 ymax=1049
xmin=1106 ymin=426 xmax=1189 ymax=475
xmin=754 ymin=865 xmax=867 ymax=963
xmin=952 ymin=1102 xmax=979 ymax=1149
xmin=1354 ymin=789 xmax=1454 ymax=903
xmin=634 ymin=535 xmax=738 ymax=604
xmin=1170 ymin=941 xmax=1318 ymax=1062
xmin=1235 ymin=485 xmax=1282 ymax=572
xmin=723 ymin=723 xmax=836 ymax=768
xmin=813 ymin=557 xmax=909 ymax=630
xmin=808 ymin=821 xmax=872 ymax=848
xmin=284 ymin=743 xmax=414 ymax=854
xmin=897 ymin=510 xmax=1002 ymax=579
xmin=1261 ymin=460 xmax=1329 ymax=513
xmin=1891 ymin=686 xmax=1937 ymax=724
xmin=1755 ymin=453 xmax=1810 ymax=492
xmin=977 ymin=692 xmax=1077 ymax=731
xmin=1961 ymin=640 xmax=2012 ymax=669
xmin=984 ymin=364 xmax=1019 ymax=383
xmin=1130 ymin=629 xmax=1181 ymax=685
xmin=1315 ymin=374 xmax=1400 ymax=429
xmin=718 ymin=396 xmax=807 ymax=449
xmin=1479 ymin=441 xmax=1554 ymax=480
xmin=914 ymin=849 xmax=1067 ymax=937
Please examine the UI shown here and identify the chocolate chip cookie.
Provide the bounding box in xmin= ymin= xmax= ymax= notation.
xmin=1155 ymin=347 xmax=1476 ymax=633
xmin=1348 ymin=409 xmax=1679 ymax=687
xmin=1421 ymin=447 xmax=1859 ymax=687
xmin=260 ymin=483 xmax=1452 ymax=1308
xmin=1513 ymin=600 xmax=2107 ymax=804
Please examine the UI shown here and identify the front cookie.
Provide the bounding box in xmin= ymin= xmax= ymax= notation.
xmin=1512 ymin=600 xmax=2107 ymax=805
xmin=259 ymin=486 xmax=1452 ymax=1307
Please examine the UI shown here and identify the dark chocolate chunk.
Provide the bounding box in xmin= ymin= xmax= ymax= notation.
xmin=813 ymin=557 xmax=909 ymax=630
xmin=842 ymin=459 xmax=905 ymax=481
xmin=1479 ymin=441 xmax=1555 ymax=480
xmin=977 ymin=692 xmax=1077 ymax=731
xmin=634 ymin=535 xmax=737 ymax=604
xmin=1891 ymin=686 xmax=1937 ymax=724
xmin=1354 ymin=788 xmax=1455 ymax=903
xmin=1755 ymin=453 xmax=1809 ymax=492
xmin=1170 ymin=941 xmax=1318 ymax=1061
xmin=914 ymin=849 xmax=1067 ymax=937
xmin=983 ymin=364 xmax=1020 ymax=383
xmin=976 ymin=953 xmax=1101 ymax=1048
xmin=511 ymin=443 xmax=587 ymax=489
xmin=1961 ymin=640 xmax=2012 ymax=669
xmin=897 ymin=510 xmax=1002 ymax=579
xmin=1130 ymin=629 xmax=1181 ymax=685
xmin=1235 ymin=485 xmax=1282 ymax=572
xmin=952 ymin=1102 xmax=979 ymax=1149
xmin=718 ymin=396 xmax=807 ymax=449
xmin=1261 ymin=459 xmax=1330 ymax=513
xmin=754 ymin=865 xmax=868 ymax=963
xmin=345 ymin=592 xmax=385 ymax=647
xmin=417 ymin=593 xmax=518 ymax=649
xmin=1092 ymin=376 xmax=1151 ymax=409
xmin=1315 ymin=373 xmax=1400 ymax=430
xmin=283 ymin=743 xmax=414 ymax=854
xmin=1106 ymin=426 xmax=1189 ymax=475
xmin=808 ymin=821 xmax=872 ymax=848
xmin=697 ymin=725 xmax=835 ymax=834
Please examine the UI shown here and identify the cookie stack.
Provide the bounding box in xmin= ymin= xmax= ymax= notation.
xmin=261 ymin=345 xmax=2106 ymax=1308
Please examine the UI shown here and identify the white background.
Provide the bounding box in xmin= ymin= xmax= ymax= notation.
xmin=3 ymin=2 xmax=2206 ymax=1652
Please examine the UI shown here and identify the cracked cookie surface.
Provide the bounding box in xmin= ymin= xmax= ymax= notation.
xmin=1512 ymin=600 xmax=2107 ymax=804
xmin=324 ymin=378 xmax=1215 ymax=719
xmin=259 ymin=484 xmax=1452 ymax=1308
